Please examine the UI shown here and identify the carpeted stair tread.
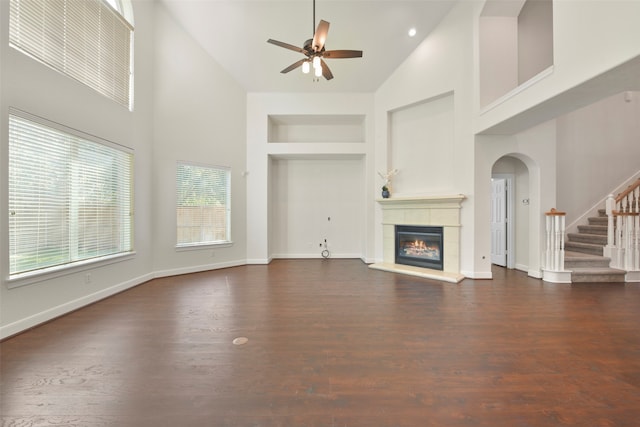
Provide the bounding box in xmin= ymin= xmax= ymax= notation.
xmin=577 ymin=224 xmax=608 ymax=235
xmin=564 ymin=252 xmax=611 ymax=268
xmin=565 ymin=241 xmax=604 ymax=256
xmin=567 ymin=232 xmax=607 ymax=245
xmin=570 ymin=266 xmax=626 ymax=283
xmin=588 ymin=216 xmax=608 ymax=226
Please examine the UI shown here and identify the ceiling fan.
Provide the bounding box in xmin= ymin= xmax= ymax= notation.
xmin=266 ymin=0 xmax=363 ymax=81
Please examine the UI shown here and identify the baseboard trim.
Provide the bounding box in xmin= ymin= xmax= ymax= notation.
xmin=461 ymin=270 xmax=492 ymax=279
xmin=0 ymin=272 xmax=154 ymax=340
xmin=246 ymin=258 xmax=271 ymax=264
xmin=528 ymin=269 xmax=543 ymax=279
xmin=153 ymin=260 xmax=246 ymax=279
xmin=626 ymin=271 xmax=640 ymax=282
xmin=271 ymin=253 xmax=363 ymax=259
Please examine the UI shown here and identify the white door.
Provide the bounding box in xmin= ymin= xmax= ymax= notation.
xmin=491 ymin=178 xmax=507 ymax=266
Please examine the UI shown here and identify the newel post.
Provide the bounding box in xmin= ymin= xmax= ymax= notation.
xmin=543 ymin=208 xmax=571 ymax=283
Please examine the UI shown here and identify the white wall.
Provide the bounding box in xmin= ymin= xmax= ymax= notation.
xmin=556 ymin=91 xmax=640 ymax=225
xmin=477 ymin=0 xmax=640 ymax=134
xmin=389 ymin=93 xmax=456 ymax=196
xmin=518 ymin=0 xmax=553 ymax=84
xmin=270 ymin=158 xmax=364 ymax=258
xmin=479 ymin=16 xmax=518 ymax=107
xmin=375 ymin=2 xmax=480 ymax=276
xmin=475 ymin=120 xmax=557 ymax=279
xmin=152 ymin=3 xmax=247 ymax=276
xmin=0 ymin=0 xmax=156 ymax=337
xmin=246 ymin=93 xmax=375 ymax=264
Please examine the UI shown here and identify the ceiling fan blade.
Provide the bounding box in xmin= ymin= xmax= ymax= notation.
xmin=267 ymin=39 xmax=305 ymax=54
xmin=323 ymin=50 xmax=363 ymax=59
xmin=280 ymin=59 xmax=307 ymax=74
xmin=312 ymin=20 xmax=330 ymax=52
xmin=320 ymin=59 xmax=334 ymax=80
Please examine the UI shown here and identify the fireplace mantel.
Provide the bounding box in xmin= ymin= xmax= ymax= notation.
xmin=376 ymin=194 xmax=466 ymax=209
xmin=370 ymin=194 xmax=466 ymax=283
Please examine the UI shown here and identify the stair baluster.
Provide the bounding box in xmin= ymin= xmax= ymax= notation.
xmin=606 ymin=178 xmax=640 ymax=281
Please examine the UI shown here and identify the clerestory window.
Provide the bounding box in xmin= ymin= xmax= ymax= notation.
xmin=9 ymin=0 xmax=134 ymax=109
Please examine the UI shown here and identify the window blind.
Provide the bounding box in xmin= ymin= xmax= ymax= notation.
xmin=176 ymin=163 xmax=231 ymax=246
xmin=8 ymin=110 xmax=133 ymax=277
xmin=9 ymin=0 xmax=133 ymax=109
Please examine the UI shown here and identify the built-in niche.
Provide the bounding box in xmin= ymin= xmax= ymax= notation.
xmin=268 ymin=114 xmax=365 ymax=143
xmin=479 ymin=0 xmax=554 ymax=108
xmin=269 ymin=156 xmax=365 ymax=259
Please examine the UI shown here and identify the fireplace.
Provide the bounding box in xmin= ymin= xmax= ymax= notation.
xmin=395 ymin=225 xmax=444 ymax=271
xmin=370 ymin=195 xmax=465 ymax=283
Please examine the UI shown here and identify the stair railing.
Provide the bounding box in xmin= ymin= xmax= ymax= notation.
xmin=605 ymin=178 xmax=640 ymax=274
xmin=543 ymin=208 xmax=571 ymax=283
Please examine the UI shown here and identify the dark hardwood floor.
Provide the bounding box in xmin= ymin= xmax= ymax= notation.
xmin=2 ymin=259 xmax=640 ymax=426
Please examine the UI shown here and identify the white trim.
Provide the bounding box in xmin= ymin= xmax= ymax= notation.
xmin=246 ymin=258 xmax=271 ymax=265
xmin=480 ymin=66 xmax=554 ymax=114
xmin=528 ymin=269 xmax=543 ymax=279
xmin=6 ymin=252 xmax=136 ymax=289
xmin=460 ymin=270 xmax=493 ymax=279
xmin=1 ymin=272 xmax=153 ymax=340
xmin=271 ymin=253 xmax=363 ymax=259
xmin=175 ymin=241 xmax=233 ymax=251
xmin=153 ymin=260 xmax=245 ymax=279
xmin=625 ymin=271 xmax=640 ymax=283
xmin=542 ymin=269 xmax=572 ymax=283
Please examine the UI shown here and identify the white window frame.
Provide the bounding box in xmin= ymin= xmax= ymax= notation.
xmin=176 ymin=162 xmax=232 ymax=249
xmin=7 ymin=109 xmax=134 ymax=287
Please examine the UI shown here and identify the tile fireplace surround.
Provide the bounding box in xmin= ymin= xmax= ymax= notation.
xmin=370 ymin=195 xmax=466 ymax=283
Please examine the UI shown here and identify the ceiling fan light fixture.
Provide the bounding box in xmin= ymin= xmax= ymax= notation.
xmin=266 ymin=0 xmax=362 ymax=81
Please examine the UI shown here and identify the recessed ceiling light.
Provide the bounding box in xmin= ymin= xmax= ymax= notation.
xmin=408 ymin=28 xmax=417 ymax=37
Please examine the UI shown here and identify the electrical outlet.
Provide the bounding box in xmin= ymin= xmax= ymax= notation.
xmin=211 ymin=250 xmax=215 ymax=258
xmin=84 ymin=273 xmax=91 ymax=284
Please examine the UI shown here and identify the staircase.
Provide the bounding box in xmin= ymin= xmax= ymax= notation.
xmin=565 ymin=209 xmax=626 ymax=282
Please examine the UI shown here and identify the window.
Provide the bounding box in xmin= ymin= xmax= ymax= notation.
xmin=176 ymin=163 xmax=231 ymax=247
xmin=9 ymin=0 xmax=134 ymax=109
xmin=8 ymin=110 xmax=133 ymax=280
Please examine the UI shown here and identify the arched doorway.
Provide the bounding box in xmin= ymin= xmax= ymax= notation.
xmin=491 ymin=155 xmax=530 ymax=271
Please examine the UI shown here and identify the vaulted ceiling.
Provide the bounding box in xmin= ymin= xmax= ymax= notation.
xmin=159 ymin=0 xmax=458 ymax=93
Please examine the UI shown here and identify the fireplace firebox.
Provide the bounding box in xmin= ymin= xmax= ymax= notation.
xmin=395 ymin=225 xmax=444 ymax=271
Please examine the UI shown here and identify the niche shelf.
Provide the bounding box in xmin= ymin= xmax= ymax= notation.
xmin=268 ymin=114 xmax=365 ymax=143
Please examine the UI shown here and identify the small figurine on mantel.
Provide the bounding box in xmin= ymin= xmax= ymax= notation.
xmin=378 ymin=169 xmax=398 ymax=198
